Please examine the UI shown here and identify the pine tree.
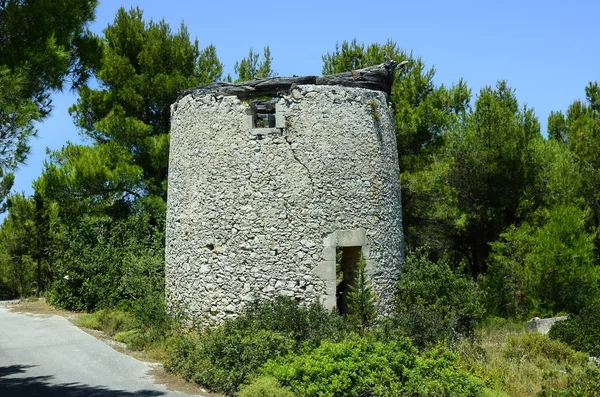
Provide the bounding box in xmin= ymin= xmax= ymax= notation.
xmin=347 ymin=255 xmax=377 ymax=334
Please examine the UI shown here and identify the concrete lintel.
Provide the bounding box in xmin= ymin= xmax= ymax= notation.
xmin=336 ymin=228 xmax=367 ymax=247
xmin=322 ymin=228 xmax=367 ymax=248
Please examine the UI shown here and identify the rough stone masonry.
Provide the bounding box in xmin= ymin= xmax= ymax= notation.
xmin=166 ymin=62 xmax=405 ymax=324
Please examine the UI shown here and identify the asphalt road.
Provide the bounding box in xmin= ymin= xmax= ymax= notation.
xmin=0 ymin=303 xmax=203 ymax=397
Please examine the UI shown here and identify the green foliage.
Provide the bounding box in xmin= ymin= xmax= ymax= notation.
xmin=77 ymin=294 xmax=173 ymax=351
xmin=168 ymin=328 xmax=295 ymax=396
xmin=233 ymin=46 xmax=275 ymax=83
xmin=443 ymin=82 xmax=540 ymax=275
xmin=242 ymin=297 xmax=350 ymax=347
xmin=484 ymin=205 xmax=598 ymax=317
xmin=548 ymin=82 xmax=600 ymax=254
xmin=539 ymin=366 xmax=600 ymax=397
xmin=503 ymin=333 xmax=587 ymax=366
xmin=70 ymin=6 xmax=223 ymax=203
xmin=261 ymin=336 xmax=482 ymax=397
xmin=549 ymin=306 xmax=600 ymax=356
xmin=0 ymin=67 xmax=39 ymax=173
xmin=0 ymin=0 xmax=99 ymax=103
xmin=39 ymin=142 xmax=143 ymax=221
xmin=47 ymin=213 xmax=164 ymax=311
xmin=0 ymin=194 xmax=41 ymax=297
xmin=78 ymin=309 xmax=137 ymax=336
xmin=127 ymin=293 xmax=173 ymax=348
xmin=405 ymin=347 xmax=484 ymax=397
xmin=0 ymin=0 xmax=99 ymax=207
xmin=395 ymin=250 xmax=483 ymax=347
xmin=239 ymin=376 xmax=294 ymax=397
xmin=167 ymin=298 xmax=348 ymax=395
xmin=346 ymin=255 xmax=377 ymax=334
xmin=457 ymin=320 xmax=592 ymax=397
xmin=261 ymin=336 xmax=414 ymax=397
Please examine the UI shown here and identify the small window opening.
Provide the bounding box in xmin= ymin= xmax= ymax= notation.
xmin=250 ymin=100 xmax=276 ymax=128
xmin=336 ymin=246 xmax=361 ymax=315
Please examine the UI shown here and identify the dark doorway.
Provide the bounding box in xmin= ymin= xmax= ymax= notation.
xmin=336 ymin=246 xmax=361 ymax=315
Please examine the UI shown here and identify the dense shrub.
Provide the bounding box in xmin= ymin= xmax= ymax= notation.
xmin=47 ymin=213 xmax=165 ymax=311
xmin=238 ymin=376 xmax=294 ymax=397
xmin=483 ymin=205 xmax=599 ymax=318
xmin=240 ymin=297 xmax=350 ymax=347
xmin=549 ymin=306 xmax=600 ymax=356
xmin=168 ymin=327 xmax=295 ymax=395
xmin=539 ymin=366 xmax=600 ymax=396
xmin=347 ymin=254 xmax=377 ymax=333
xmin=260 ymin=336 xmax=482 ymax=397
xmin=167 ymin=298 xmax=347 ymax=395
xmin=395 ymin=250 xmax=483 ymax=347
xmin=503 ymin=333 xmax=587 ymax=366
xmin=260 ymin=336 xmax=413 ymax=397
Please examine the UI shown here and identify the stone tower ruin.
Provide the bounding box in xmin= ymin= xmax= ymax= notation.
xmin=166 ymin=61 xmax=405 ymax=324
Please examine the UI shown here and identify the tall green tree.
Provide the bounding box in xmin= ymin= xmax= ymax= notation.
xmin=548 ymin=82 xmax=600 ymax=251
xmin=445 ymin=82 xmax=541 ymax=275
xmin=70 ymin=7 xmax=223 ymax=209
xmin=0 ymin=194 xmax=36 ymax=296
xmin=483 ymin=136 xmax=594 ymax=317
xmin=233 ymin=46 xmax=275 ymax=83
xmin=0 ymin=0 xmax=99 ymax=208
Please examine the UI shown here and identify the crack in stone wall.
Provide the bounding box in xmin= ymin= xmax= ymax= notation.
xmin=284 ymin=135 xmax=314 ymax=194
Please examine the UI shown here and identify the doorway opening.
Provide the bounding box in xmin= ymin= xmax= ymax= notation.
xmin=336 ymin=246 xmax=361 ymax=315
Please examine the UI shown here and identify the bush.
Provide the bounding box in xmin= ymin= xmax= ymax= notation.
xmin=167 ymin=327 xmax=295 ymax=396
xmin=540 ymin=366 xmax=600 ymax=396
xmin=166 ymin=298 xmax=346 ymax=395
xmin=503 ymin=333 xmax=587 ymax=366
xmin=405 ymin=347 xmax=484 ymax=397
xmin=261 ymin=336 xmax=482 ymax=397
xmin=261 ymin=336 xmax=415 ymax=397
xmin=47 ymin=213 xmax=164 ymax=311
xmin=484 ymin=206 xmax=599 ymax=318
xmin=238 ymin=376 xmax=294 ymax=397
xmin=77 ymin=309 xmax=137 ymax=336
xmin=127 ymin=293 xmax=173 ymax=347
xmin=241 ymin=297 xmax=350 ymax=347
xmin=549 ymin=306 xmax=600 ymax=356
xmin=395 ymin=249 xmax=483 ymax=347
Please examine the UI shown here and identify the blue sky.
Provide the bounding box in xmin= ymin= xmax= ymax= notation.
xmin=9 ymin=0 xmax=600 ymax=200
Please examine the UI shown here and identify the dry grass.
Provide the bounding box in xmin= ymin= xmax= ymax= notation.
xmin=7 ymin=297 xmax=81 ymax=321
xmin=457 ymin=318 xmax=588 ymax=397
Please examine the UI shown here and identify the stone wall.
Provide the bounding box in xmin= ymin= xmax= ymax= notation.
xmin=166 ymin=83 xmax=404 ymax=324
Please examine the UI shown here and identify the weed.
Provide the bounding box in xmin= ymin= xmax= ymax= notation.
xmin=367 ymin=99 xmax=381 ymax=123
xmin=77 ymin=309 xmax=137 ymax=336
